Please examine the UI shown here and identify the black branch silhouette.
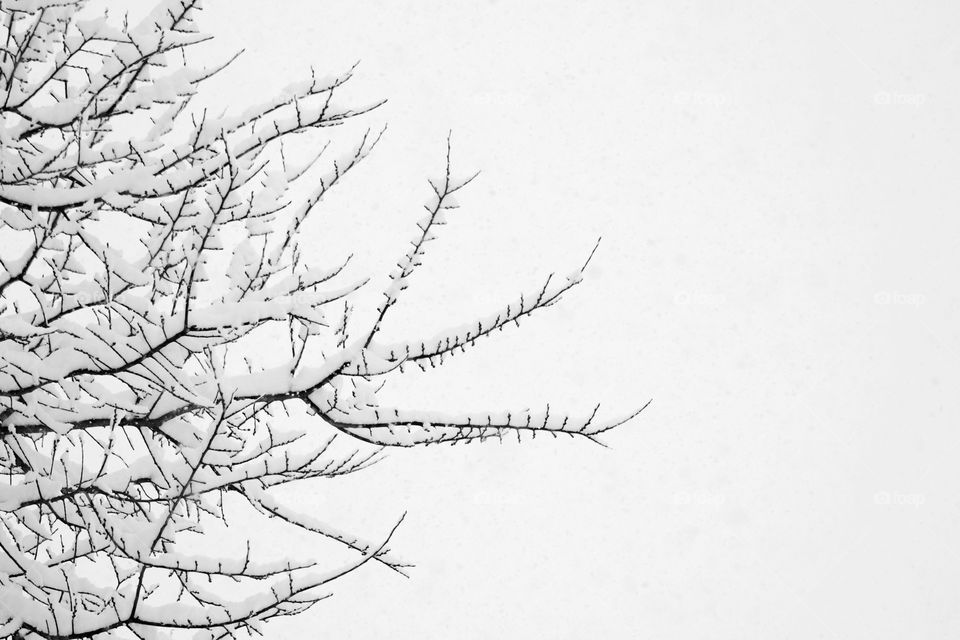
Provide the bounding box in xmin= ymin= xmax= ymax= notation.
xmin=0 ymin=1 xmax=647 ymax=638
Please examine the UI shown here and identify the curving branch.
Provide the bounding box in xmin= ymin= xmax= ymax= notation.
xmin=0 ymin=2 xmax=645 ymax=638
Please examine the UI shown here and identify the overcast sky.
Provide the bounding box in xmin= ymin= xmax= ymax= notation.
xmin=187 ymin=2 xmax=960 ymax=637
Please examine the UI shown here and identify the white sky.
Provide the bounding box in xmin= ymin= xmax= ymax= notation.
xmin=179 ymin=1 xmax=960 ymax=638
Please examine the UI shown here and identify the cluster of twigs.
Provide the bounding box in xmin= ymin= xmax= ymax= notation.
xmin=0 ymin=1 xmax=644 ymax=637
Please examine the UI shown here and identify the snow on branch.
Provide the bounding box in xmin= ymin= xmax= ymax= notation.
xmin=371 ymin=239 xmax=601 ymax=371
xmin=315 ymin=400 xmax=652 ymax=448
xmin=0 ymin=2 xmax=644 ymax=638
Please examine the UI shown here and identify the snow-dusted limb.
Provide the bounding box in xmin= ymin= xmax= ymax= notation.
xmin=0 ymin=2 xmax=646 ymax=638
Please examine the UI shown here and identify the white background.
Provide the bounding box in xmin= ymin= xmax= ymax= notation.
xmin=191 ymin=1 xmax=957 ymax=638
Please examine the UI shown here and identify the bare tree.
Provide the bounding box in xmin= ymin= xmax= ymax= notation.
xmin=0 ymin=1 xmax=647 ymax=638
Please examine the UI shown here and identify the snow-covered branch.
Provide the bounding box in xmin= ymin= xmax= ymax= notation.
xmin=0 ymin=2 xmax=643 ymax=638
